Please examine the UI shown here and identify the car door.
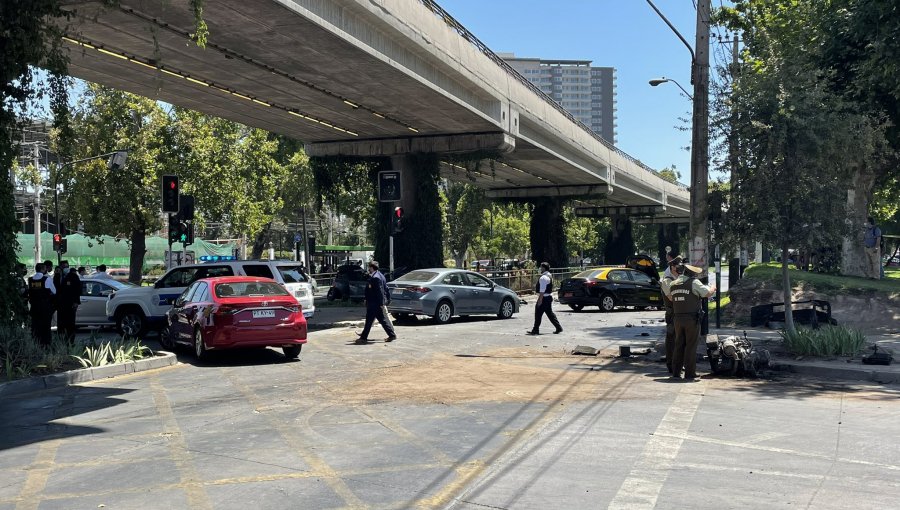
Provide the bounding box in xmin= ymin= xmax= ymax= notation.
xmin=151 ymin=267 xmax=199 ymax=317
xmin=170 ymin=281 xmax=202 ymax=341
xmin=439 ymin=272 xmax=471 ymax=313
xmin=606 ymin=270 xmax=635 ymax=304
xmin=79 ymin=281 xmax=112 ymax=324
xmin=463 ymin=272 xmax=495 ymax=312
xmin=629 ymin=270 xmax=661 ymax=306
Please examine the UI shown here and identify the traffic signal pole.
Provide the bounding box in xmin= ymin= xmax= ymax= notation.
xmin=692 ymin=0 xmax=711 ymax=335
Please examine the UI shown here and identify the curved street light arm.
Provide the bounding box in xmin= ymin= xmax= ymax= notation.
xmin=645 ymin=0 xmax=696 ymax=80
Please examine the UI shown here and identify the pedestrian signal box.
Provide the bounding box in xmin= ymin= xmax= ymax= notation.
xmin=378 ymin=171 xmax=401 ymax=202
xmin=161 ymin=175 xmax=179 ymax=213
xmin=391 ymin=206 xmax=405 ymax=235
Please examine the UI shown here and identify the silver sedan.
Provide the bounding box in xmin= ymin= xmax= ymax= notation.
xmin=386 ymin=268 xmax=520 ymax=324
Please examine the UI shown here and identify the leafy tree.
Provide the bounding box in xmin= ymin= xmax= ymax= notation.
xmin=566 ymin=213 xmax=599 ymax=264
xmin=444 ymin=181 xmax=486 ymax=268
xmin=658 ymin=166 xmax=681 ymax=184
xmin=720 ymin=0 xmax=891 ymax=334
xmin=64 ymin=85 xmax=175 ymax=283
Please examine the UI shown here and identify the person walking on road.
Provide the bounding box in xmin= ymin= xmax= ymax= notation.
xmin=56 ymin=260 xmax=82 ymax=343
xmin=864 ymin=216 xmax=882 ymax=280
xmin=666 ymin=263 xmax=716 ymax=381
xmin=27 ymin=263 xmax=55 ymax=346
xmin=356 ymin=260 xmax=397 ymax=344
xmin=660 ymin=256 xmax=682 ymax=375
xmin=528 ymin=262 xmax=562 ymax=335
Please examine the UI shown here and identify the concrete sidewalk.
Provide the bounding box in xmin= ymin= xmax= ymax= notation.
xmin=306 ymin=304 xmax=366 ymax=330
xmin=708 ymin=326 xmax=900 ymax=384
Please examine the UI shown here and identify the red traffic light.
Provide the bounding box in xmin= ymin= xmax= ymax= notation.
xmin=53 ymin=234 xmax=61 ymax=243
xmin=394 ymin=207 xmax=403 ymax=218
xmin=169 ymin=181 xmax=176 ymax=189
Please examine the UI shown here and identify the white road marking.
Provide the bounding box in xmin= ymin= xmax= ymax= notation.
xmin=608 ymin=384 xmax=705 ymax=509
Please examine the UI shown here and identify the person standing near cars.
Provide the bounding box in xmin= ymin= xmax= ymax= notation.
xmin=660 ymin=256 xmax=682 ymax=375
xmin=667 ymin=263 xmax=716 ymax=381
xmin=864 ymin=216 xmax=882 ymax=280
xmin=92 ymin=264 xmax=113 ymax=280
xmin=356 ymin=260 xmax=397 ymax=344
xmin=55 ymin=260 xmax=82 ymax=343
xmin=27 ymin=263 xmax=54 ymax=346
xmin=528 ymin=262 xmax=562 ymax=335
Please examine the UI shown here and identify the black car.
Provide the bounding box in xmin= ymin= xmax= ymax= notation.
xmin=326 ymin=265 xmax=368 ymax=301
xmin=557 ymin=267 xmax=663 ymax=312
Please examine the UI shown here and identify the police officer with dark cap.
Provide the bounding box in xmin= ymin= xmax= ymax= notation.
xmin=27 ymin=263 xmax=54 ymax=346
xmin=55 ymin=260 xmax=82 ymax=343
xmin=660 ymin=256 xmax=683 ymax=375
xmin=667 ymin=262 xmax=715 ymax=381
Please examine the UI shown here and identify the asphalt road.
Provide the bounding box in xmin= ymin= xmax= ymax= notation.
xmin=2 ymin=303 xmax=899 ymax=509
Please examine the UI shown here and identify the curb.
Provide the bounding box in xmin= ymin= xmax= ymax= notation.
xmin=770 ymin=361 xmax=900 ymax=384
xmin=308 ymin=321 xmax=364 ymax=331
xmin=0 ymin=351 xmax=178 ymax=398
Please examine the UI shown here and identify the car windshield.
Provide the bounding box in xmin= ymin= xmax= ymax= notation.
xmin=277 ymin=266 xmax=308 ymax=284
xmin=395 ymin=270 xmax=439 ymax=283
xmin=107 ymin=279 xmax=137 ymax=289
xmin=215 ymin=281 xmax=290 ymax=298
xmin=575 ymin=269 xmax=604 ymax=279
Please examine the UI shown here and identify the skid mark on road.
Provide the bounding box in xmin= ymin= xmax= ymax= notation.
xmin=608 ymin=383 xmax=706 ymax=510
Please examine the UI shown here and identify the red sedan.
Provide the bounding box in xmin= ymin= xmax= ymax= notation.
xmin=162 ymin=276 xmax=307 ymax=360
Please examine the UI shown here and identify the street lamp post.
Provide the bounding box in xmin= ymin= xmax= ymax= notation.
xmin=649 ymin=77 xmax=693 ymax=100
xmin=646 ymin=0 xmax=711 ymax=334
xmin=52 ymin=150 xmax=128 ymax=263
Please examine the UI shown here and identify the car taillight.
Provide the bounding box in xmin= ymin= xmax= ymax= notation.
xmin=287 ymin=305 xmax=301 ymax=313
xmin=408 ymin=287 xmax=431 ymax=293
xmin=214 ymin=305 xmax=240 ymax=316
xmin=585 ymin=280 xmax=599 ymax=287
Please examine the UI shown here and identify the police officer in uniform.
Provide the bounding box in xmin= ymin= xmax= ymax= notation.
xmin=356 ymin=260 xmax=396 ymax=344
xmin=660 ymin=256 xmax=683 ymax=375
xmin=27 ymin=263 xmax=54 ymax=346
xmin=528 ymin=262 xmax=562 ymax=335
xmin=667 ymin=263 xmax=715 ymax=380
xmin=55 ymin=260 xmax=82 ymax=343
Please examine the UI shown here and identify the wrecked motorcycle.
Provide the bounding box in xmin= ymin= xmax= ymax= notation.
xmin=706 ymin=332 xmax=770 ymax=377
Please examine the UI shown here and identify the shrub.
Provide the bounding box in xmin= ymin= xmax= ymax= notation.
xmin=780 ymin=326 xmax=867 ymax=356
xmin=72 ymin=337 xmax=152 ymax=368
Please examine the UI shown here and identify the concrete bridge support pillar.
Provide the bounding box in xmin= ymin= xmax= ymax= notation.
xmin=657 ymin=223 xmax=682 ymax=263
xmin=376 ymin=153 xmax=443 ymax=272
xmin=529 ymin=197 xmax=568 ymax=268
xmin=604 ymin=216 xmax=634 ymax=265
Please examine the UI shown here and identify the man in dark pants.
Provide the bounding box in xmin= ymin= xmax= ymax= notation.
xmin=356 ymin=260 xmax=396 ymax=344
xmin=27 ymin=263 xmax=54 ymax=346
xmin=669 ymin=263 xmax=716 ymax=381
xmin=55 ymin=260 xmax=82 ymax=343
xmin=660 ymin=256 xmax=682 ymax=374
xmin=528 ymin=262 xmax=562 ymax=335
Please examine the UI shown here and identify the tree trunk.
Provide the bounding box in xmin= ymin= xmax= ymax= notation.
xmin=781 ymin=244 xmax=796 ymax=336
xmin=251 ymin=223 xmax=272 ymax=259
xmin=841 ymin=166 xmax=877 ymax=277
xmin=128 ymin=228 xmax=146 ymax=285
xmin=453 ymin=252 xmax=465 ymax=270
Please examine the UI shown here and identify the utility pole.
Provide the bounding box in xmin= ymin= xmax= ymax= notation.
xmin=691 ymin=0 xmax=711 ymax=334
xmin=33 ymin=144 xmax=41 ymax=266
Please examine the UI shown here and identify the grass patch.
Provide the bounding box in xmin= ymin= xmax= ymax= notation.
xmin=707 ymin=293 xmax=731 ymax=312
xmin=779 ymin=325 xmax=867 ymax=356
xmin=742 ymin=263 xmax=900 ymax=295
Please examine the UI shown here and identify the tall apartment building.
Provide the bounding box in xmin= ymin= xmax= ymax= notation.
xmin=500 ymin=53 xmax=617 ymax=144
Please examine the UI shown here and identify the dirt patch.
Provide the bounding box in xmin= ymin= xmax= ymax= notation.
xmin=335 ymin=348 xmax=618 ymax=404
xmin=727 ymin=279 xmax=900 ymax=336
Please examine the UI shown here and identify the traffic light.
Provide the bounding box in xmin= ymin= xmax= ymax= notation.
xmin=178 ymin=194 xmax=195 ymax=221
xmin=53 ymin=233 xmax=61 ymax=253
xmin=180 ymin=221 xmax=194 ymax=246
xmin=161 ymin=175 xmax=179 ymax=213
xmin=168 ymin=214 xmax=182 ymax=244
xmin=308 ymin=235 xmax=316 ymax=255
xmin=391 ymin=206 xmax=405 ymax=235
xmin=60 ymin=237 xmax=68 ymax=254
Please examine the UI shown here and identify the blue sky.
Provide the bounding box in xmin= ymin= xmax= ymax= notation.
xmin=442 ymin=0 xmax=732 ymax=184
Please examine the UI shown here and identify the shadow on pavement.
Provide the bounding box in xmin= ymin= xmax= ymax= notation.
xmin=0 ymin=386 xmax=135 ymax=452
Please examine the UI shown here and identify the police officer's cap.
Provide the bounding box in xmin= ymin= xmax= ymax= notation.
xmin=681 ymin=263 xmax=702 ymax=276
xmin=668 ymin=256 xmax=683 ymax=267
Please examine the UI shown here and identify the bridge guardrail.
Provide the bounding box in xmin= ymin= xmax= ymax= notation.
xmin=416 ymin=0 xmax=688 ymax=190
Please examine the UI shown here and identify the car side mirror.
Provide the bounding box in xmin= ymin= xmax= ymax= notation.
xmin=174 ymin=297 xmax=185 ymax=307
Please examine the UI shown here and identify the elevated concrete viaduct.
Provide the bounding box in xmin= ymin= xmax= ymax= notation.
xmin=58 ymin=0 xmax=690 ymax=267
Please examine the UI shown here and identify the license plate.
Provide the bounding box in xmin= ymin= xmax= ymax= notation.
xmin=564 ymin=292 xmax=573 ymax=297
xmin=649 ymin=296 xmax=659 ymax=301
xmin=252 ymin=310 xmax=276 ymax=318
xmin=392 ymin=289 xmax=403 ymax=295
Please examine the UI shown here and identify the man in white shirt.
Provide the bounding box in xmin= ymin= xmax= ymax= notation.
xmin=528 ymin=262 xmax=562 ymax=335
xmin=92 ymin=264 xmax=113 ymax=280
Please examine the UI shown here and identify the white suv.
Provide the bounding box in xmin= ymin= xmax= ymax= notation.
xmin=106 ymin=260 xmax=316 ymax=337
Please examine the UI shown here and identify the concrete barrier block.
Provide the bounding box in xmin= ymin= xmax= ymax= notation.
xmin=44 ymin=368 xmax=94 ymax=388
xmin=90 ymin=363 xmax=128 ymax=381
xmin=137 ymin=352 xmax=177 ymax=371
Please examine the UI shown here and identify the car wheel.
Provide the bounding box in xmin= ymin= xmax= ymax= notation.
xmin=599 ymin=293 xmax=616 ymax=312
xmin=433 ymin=300 xmax=453 ymax=324
xmin=159 ymin=324 xmax=176 ymax=350
xmin=326 ymin=288 xmax=337 ymax=301
xmin=193 ymin=328 xmax=209 ymax=361
xmin=282 ymin=345 xmax=302 ymax=359
xmin=116 ymin=308 xmax=146 ymax=338
xmin=568 ymin=303 xmax=584 ymax=311
xmin=497 ymin=298 xmax=515 ymax=319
